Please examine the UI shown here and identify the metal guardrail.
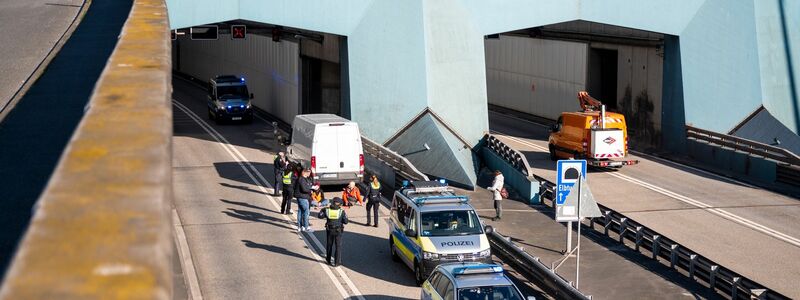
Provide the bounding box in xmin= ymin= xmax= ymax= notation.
xmin=482 ymin=132 xmax=787 ymax=299
xmin=0 ymin=0 xmax=173 ymax=298
xmin=686 ymin=125 xmax=800 ymax=167
xmin=488 ymin=231 xmax=590 ymax=300
xmin=485 ymin=133 xmax=532 ymax=177
xmin=535 ymin=179 xmax=790 ymax=300
xmin=361 ymin=135 xmax=429 ymax=186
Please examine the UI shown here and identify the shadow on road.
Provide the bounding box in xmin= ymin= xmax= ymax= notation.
xmin=305 ymin=230 xmax=418 ymax=288
xmin=222 ymin=207 xmax=295 ymax=231
xmin=241 ymin=239 xmax=317 ymax=263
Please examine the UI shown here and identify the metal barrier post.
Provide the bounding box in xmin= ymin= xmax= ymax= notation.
xmin=652 ymin=235 xmax=661 ymax=261
xmin=603 ymin=210 xmax=612 ymax=235
xmin=619 ymin=218 xmax=628 ymax=244
xmin=634 ymin=226 xmax=643 ymax=251
xmin=670 ymin=244 xmax=679 ymax=269
xmin=750 ymin=289 xmax=767 ymax=300
xmin=710 ymin=265 xmax=719 ymax=289
xmin=732 ymin=277 xmax=741 ymax=299
xmin=689 ymin=254 xmax=698 ymax=280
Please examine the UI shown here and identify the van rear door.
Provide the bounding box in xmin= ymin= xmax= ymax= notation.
xmin=335 ymin=123 xmax=363 ymax=173
xmin=313 ymin=125 xmax=339 ymax=174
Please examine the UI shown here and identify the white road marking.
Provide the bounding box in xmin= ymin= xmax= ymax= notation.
xmin=173 ymin=100 xmax=365 ymax=300
xmin=173 ymin=209 xmax=203 ymax=300
xmin=628 ymin=149 xmax=758 ymax=188
xmin=491 ymin=130 xmax=800 ymax=248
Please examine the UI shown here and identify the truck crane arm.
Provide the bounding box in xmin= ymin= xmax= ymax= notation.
xmin=577 ymin=91 xmax=602 ymax=111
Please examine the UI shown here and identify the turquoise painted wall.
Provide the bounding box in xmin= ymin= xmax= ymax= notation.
xmin=166 ymin=0 xmax=798 ymax=153
xmin=756 ymin=0 xmax=800 ymax=134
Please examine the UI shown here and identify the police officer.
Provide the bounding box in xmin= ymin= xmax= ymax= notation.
xmin=364 ymin=175 xmax=382 ymax=227
xmin=280 ymin=166 xmax=296 ymax=215
xmin=318 ymin=197 xmax=348 ymax=266
xmin=273 ymin=152 xmax=288 ymax=196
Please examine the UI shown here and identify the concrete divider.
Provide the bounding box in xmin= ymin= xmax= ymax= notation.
xmin=480 ymin=134 xmax=541 ymax=204
xmin=0 ymin=0 xmax=173 ymax=298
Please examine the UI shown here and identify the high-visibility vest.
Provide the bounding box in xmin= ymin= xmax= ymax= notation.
xmin=282 ymin=173 xmax=292 ymax=184
xmin=327 ymin=209 xmax=342 ymax=220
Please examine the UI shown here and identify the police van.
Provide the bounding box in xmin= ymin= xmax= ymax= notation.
xmin=388 ymin=181 xmax=493 ymax=285
xmin=206 ymin=75 xmax=254 ymax=124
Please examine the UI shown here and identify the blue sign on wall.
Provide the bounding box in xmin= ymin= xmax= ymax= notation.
xmin=556 ymin=160 xmax=586 ymax=205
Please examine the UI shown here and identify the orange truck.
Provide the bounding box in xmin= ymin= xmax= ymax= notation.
xmin=547 ymin=91 xmax=639 ymax=168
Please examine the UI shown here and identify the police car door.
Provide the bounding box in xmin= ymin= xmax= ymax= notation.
xmin=399 ymin=206 xmax=420 ymax=268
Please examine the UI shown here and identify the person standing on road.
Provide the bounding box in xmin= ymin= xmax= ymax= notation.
xmin=280 ymin=166 xmax=296 ymax=215
xmin=364 ymin=175 xmax=382 ymax=227
xmin=488 ymin=170 xmax=505 ymax=221
xmin=295 ymin=168 xmax=315 ymax=232
xmin=318 ymin=197 xmax=348 ymax=267
xmin=273 ymin=152 xmax=288 ymax=196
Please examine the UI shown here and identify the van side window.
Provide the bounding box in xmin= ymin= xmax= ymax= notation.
xmin=409 ymin=212 xmax=417 ymax=232
xmin=391 ymin=195 xmax=398 ymax=220
xmin=397 ymin=200 xmax=409 ymax=228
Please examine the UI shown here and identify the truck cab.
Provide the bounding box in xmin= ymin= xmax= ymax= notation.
xmin=206 ymin=75 xmax=254 ymax=123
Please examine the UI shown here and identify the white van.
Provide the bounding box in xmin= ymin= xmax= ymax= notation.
xmin=288 ymin=114 xmax=364 ymax=185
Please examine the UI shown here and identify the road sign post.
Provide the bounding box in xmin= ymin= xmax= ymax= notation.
xmin=556 ymin=160 xmax=586 ymax=251
xmin=554 ymin=160 xmax=602 ymax=290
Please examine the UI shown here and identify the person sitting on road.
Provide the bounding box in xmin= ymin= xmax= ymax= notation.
xmin=342 ymin=181 xmax=363 ymax=207
xmin=310 ymin=186 xmax=330 ymax=209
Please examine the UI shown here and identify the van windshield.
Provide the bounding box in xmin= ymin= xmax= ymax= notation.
xmin=420 ymin=210 xmax=482 ymax=237
xmin=216 ymin=85 xmax=248 ymax=99
xmin=458 ymin=286 xmax=523 ymax=300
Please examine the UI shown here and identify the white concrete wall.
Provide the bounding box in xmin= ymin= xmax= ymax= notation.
xmin=485 ymin=35 xmax=587 ymax=120
xmin=176 ymin=34 xmax=300 ymax=124
xmin=592 ymin=42 xmax=664 ymax=139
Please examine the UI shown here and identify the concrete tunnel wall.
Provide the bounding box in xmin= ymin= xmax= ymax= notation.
xmin=166 ymin=0 xmax=797 ymax=186
xmin=173 ymin=35 xmax=301 ymax=124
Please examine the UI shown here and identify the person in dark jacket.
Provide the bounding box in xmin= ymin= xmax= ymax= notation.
xmin=273 ymin=152 xmax=288 ymax=196
xmin=318 ymin=197 xmax=348 ymax=266
xmin=295 ymin=168 xmax=315 ymax=232
xmin=364 ymin=175 xmax=382 ymax=227
xmin=280 ymin=166 xmax=296 ymax=215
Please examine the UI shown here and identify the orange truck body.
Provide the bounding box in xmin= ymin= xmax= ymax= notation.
xmin=548 ymin=110 xmax=639 ymax=167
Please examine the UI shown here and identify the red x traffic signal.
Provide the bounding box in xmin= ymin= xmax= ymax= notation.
xmin=231 ymin=25 xmax=246 ymax=40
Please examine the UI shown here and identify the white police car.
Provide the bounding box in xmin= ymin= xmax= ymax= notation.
xmin=421 ymin=263 xmax=534 ymax=300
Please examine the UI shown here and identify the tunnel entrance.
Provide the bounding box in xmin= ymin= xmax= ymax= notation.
xmin=485 ymin=20 xmax=678 ymax=150
xmin=171 ymin=21 xmax=348 ymax=125
xmin=588 ymin=48 xmax=618 ymax=111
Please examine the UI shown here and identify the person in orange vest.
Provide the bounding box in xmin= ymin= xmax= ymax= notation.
xmin=342 ymin=181 xmax=363 ymax=207
xmin=364 ymin=175 xmax=382 ymax=227
xmin=318 ymin=197 xmax=349 ymax=267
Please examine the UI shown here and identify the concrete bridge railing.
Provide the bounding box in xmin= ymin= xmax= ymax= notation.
xmin=0 ymin=0 xmax=173 ymax=298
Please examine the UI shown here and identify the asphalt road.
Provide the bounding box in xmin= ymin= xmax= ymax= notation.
xmin=488 ymin=110 xmax=800 ymax=298
xmin=0 ymin=0 xmax=84 ymax=117
xmin=0 ymin=0 xmax=132 ymax=271
xmin=172 ymin=77 xmax=425 ymax=299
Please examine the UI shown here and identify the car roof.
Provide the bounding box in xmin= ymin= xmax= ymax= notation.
xmin=213 ymin=75 xmax=241 ymax=82
xmin=417 ymin=202 xmax=474 ymax=212
xmin=436 ymin=263 xmax=513 ymax=288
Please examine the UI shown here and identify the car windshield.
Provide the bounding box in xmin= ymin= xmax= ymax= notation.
xmin=458 ymin=286 xmax=523 ymax=300
xmin=216 ymin=85 xmax=248 ymax=99
xmin=420 ymin=210 xmax=482 ymax=237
